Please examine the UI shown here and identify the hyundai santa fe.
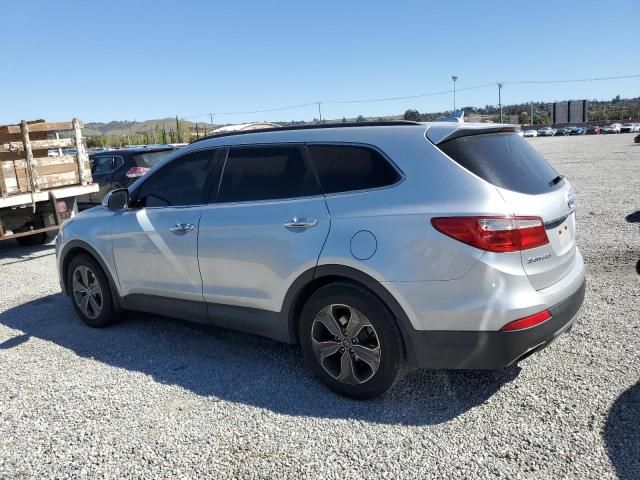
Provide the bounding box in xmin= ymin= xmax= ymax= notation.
xmin=56 ymin=121 xmax=586 ymax=399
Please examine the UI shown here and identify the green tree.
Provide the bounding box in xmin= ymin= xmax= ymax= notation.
xmin=356 ymin=115 xmax=366 ymax=122
xmin=403 ymin=109 xmax=421 ymax=121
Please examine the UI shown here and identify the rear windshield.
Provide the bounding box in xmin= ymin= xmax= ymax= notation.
xmin=132 ymin=150 xmax=174 ymax=168
xmin=438 ymin=132 xmax=561 ymax=194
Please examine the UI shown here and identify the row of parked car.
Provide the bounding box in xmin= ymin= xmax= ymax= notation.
xmin=522 ymin=122 xmax=640 ymax=137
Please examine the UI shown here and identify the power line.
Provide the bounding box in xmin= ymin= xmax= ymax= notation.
xmin=178 ymin=73 xmax=640 ymax=120
xmin=503 ymin=74 xmax=640 ymax=85
xmin=184 ymin=102 xmax=316 ymax=120
xmin=326 ymin=83 xmax=496 ymax=105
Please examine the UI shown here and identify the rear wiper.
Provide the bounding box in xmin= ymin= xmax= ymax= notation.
xmin=549 ymin=175 xmax=564 ymax=187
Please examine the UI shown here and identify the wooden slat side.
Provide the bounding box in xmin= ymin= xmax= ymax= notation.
xmin=17 ymin=170 xmax=79 ymax=191
xmin=14 ymin=162 xmax=78 ymax=179
xmin=7 ymin=154 xmax=78 ymax=169
xmin=0 ymin=137 xmax=74 ymax=152
xmin=0 ymin=131 xmax=48 ymax=144
xmin=0 ymin=121 xmax=79 ymax=135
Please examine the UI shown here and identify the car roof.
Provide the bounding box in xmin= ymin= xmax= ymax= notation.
xmin=185 ymin=121 xmax=519 ymax=151
xmin=89 ymin=146 xmax=174 ymax=157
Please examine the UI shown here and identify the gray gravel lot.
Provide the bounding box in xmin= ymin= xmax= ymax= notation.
xmin=0 ymin=133 xmax=638 ymax=479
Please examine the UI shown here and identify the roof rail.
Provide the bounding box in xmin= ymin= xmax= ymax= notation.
xmin=191 ymin=120 xmax=422 ymax=143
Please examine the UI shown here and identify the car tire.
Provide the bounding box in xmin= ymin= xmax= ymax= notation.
xmin=299 ymin=282 xmax=405 ymax=399
xmin=67 ymin=254 xmax=119 ymax=328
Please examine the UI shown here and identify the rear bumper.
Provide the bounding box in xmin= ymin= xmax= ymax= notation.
xmin=409 ymin=278 xmax=586 ymax=369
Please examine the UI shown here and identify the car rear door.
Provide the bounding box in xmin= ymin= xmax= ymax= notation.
xmin=198 ymin=145 xmax=330 ymax=317
xmin=111 ymin=148 xmax=221 ymax=306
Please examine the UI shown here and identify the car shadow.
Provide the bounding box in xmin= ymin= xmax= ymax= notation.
xmin=604 ymin=382 xmax=640 ymax=479
xmin=0 ymin=293 xmax=519 ymax=426
xmin=625 ymin=211 xmax=640 ymax=223
xmin=0 ymin=242 xmax=55 ymax=262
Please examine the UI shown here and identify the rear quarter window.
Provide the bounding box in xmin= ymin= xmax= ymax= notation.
xmin=307 ymin=145 xmax=401 ymax=194
xmin=438 ymin=132 xmax=561 ymax=194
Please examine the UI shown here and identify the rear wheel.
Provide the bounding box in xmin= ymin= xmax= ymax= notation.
xmin=67 ymin=254 xmax=118 ymax=328
xmin=299 ymin=282 xmax=405 ymax=399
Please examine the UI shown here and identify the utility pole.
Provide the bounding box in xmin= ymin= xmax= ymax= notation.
xmin=209 ymin=113 xmax=215 ymax=129
xmin=317 ymin=102 xmax=323 ymax=123
xmin=530 ymin=102 xmax=534 ymax=125
xmin=498 ymin=83 xmax=504 ymax=123
xmin=451 ymin=76 xmax=458 ymax=111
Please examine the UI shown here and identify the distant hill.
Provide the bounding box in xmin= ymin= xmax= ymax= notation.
xmin=83 ymin=118 xmax=217 ymax=137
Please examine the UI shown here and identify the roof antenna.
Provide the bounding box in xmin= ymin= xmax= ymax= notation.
xmin=442 ymin=110 xmax=465 ymax=123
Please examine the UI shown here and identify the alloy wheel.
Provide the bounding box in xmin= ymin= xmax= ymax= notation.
xmin=310 ymin=304 xmax=381 ymax=385
xmin=72 ymin=266 xmax=103 ymax=320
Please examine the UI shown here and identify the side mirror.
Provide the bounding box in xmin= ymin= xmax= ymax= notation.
xmin=104 ymin=188 xmax=130 ymax=211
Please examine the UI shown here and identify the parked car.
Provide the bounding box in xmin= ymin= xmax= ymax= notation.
xmin=602 ymin=123 xmax=622 ymax=134
xmin=538 ymin=127 xmax=556 ymax=137
xmin=77 ymin=146 xmax=177 ymax=207
xmin=56 ymin=121 xmax=586 ymax=399
xmin=556 ymin=127 xmax=573 ymax=136
xmin=620 ymin=123 xmax=640 ymax=133
xmin=586 ymin=126 xmax=601 ymax=135
xmin=523 ymin=129 xmax=538 ymax=137
xmin=569 ymin=127 xmax=586 ymax=135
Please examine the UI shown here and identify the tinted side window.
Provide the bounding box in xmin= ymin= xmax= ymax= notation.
xmin=438 ymin=132 xmax=560 ymax=194
xmin=136 ymin=150 xmax=218 ymax=207
xmin=91 ymin=156 xmax=114 ymax=175
xmin=218 ymin=146 xmax=319 ymax=203
xmin=307 ymin=145 xmax=401 ymax=194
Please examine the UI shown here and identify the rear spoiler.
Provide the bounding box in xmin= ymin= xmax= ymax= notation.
xmin=426 ymin=124 xmax=520 ymax=145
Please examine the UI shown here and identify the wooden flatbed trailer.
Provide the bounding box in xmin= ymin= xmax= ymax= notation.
xmin=0 ymin=119 xmax=98 ymax=245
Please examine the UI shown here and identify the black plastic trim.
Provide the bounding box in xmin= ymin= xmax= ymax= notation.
xmin=125 ymin=294 xmax=208 ymax=324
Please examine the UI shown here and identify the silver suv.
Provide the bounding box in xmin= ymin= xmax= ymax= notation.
xmin=56 ymin=122 xmax=586 ymax=399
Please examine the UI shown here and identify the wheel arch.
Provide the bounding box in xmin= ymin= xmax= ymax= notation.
xmin=283 ymin=264 xmax=420 ymax=369
xmin=60 ymin=240 xmax=124 ymax=312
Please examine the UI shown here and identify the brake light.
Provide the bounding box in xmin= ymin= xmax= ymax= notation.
xmin=500 ymin=310 xmax=552 ymax=331
xmin=125 ymin=166 xmax=149 ymax=178
xmin=431 ymin=216 xmax=549 ymax=252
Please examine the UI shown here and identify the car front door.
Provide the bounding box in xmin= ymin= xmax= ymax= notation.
xmin=111 ymin=148 xmax=221 ymax=315
xmin=198 ymin=145 xmax=330 ymax=322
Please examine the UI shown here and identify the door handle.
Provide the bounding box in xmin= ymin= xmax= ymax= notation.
xmin=169 ymin=223 xmax=195 ymax=234
xmin=283 ymin=217 xmax=318 ymax=229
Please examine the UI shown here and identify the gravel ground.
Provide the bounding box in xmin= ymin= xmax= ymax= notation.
xmin=0 ymin=133 xmax=638 ymax=479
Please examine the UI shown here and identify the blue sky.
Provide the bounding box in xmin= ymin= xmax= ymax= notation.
xmin=0 ymin=0 xmax=638 ymax=124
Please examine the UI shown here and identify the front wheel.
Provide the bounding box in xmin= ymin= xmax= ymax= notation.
xmin=299 ymin=282 xmax=405 ymax=399
xmin=67 ymin=254 xmax=119 ymax=328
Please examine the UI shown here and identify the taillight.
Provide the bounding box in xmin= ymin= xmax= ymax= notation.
xmin=431 ymin=216 xmax=549 ymax=252
xmin=500 ymin=310 xmax=551 ymax=331
xmin=125 ymin=166 xmax=150 ymax=178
